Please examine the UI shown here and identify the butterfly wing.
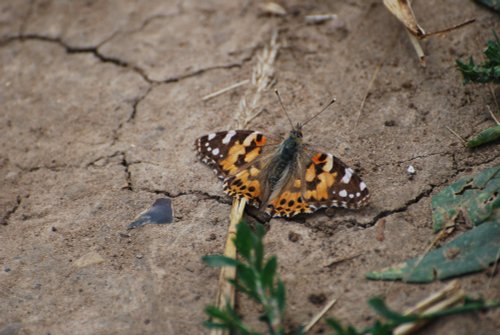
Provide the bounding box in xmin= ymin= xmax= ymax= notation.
xmin=265 ymin=151 xmax=369 ymax=218
xmin=195 ymin=130 xmax=274 ymax=206
xmin=195 ymin=130 xmax=268 ymax=178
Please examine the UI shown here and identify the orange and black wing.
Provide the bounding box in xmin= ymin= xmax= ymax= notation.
xmin=265 ymin=152 xmax=369 ymax=218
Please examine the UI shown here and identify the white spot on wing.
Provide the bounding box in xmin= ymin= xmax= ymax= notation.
xmin=349 ymin=194 xmax=354 ymax=198
xmin=339 ymin=190 xmax=347 ymax=197
xmin=222 ymin=130 xmax=236 ymax=144
xmin=341 ymin=168 xmax=354 ymax=184
xmin=360 ymin=182 xmax=367 ymax=191
xmin=212 ymin=148 xmax=220 ymax=155
xmin=208 ymin=133 xmax=216 ymax=140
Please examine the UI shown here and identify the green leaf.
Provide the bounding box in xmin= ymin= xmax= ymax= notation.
xmin=326 ymin=319 xmax=350 ymax=334
xmin=466 ymin=125 xmax=500 ymax=148
xmin=457 ymin=32 xmax=500 ymax=84
xmin=276 ymin=278 xmax=286 ymax=313
xmin=253 ymin=223 xmax=266 ymax=271
xmin=366 ymin=166 xmax=500 ymax=282
xmin=431 ymin=165 xmax=500 ymax=232
xmin=234 ymin=221 xmax=253 ymax=261
xmin=237 ymin=263 xmax=258 ymax=294
xmin=262 ymin=256 xmax=277 ymax=289
xmin=203 ymin=320 xmax=227 ymax=329
xmin=205 ymin=305 xmax=232 ymax=321
xmin=202 ymin=255 xmax=242 ymax=267
xmin=366 ymin=221 xmax=500 ymax=282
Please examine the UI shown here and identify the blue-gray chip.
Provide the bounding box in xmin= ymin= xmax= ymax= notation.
xmin=128 ymin=198 xmax=173 ymax=229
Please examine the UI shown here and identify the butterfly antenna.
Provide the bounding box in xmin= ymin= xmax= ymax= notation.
xmin=302 ymin=97 xmax=336 ymax=126
xmin=275 ymin=90 xmax=294 ymax=129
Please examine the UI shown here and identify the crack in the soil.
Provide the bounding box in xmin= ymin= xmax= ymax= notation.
xmin=111 ymin=84 xmax=154 ymax=146
xmin=120 ymin=152 xmax=133 ymax=191
xmin=161 ymin=56 xmax=255 ymax=84
xmin=2 ymin=34 xmax=257 ymax=85
xmin=1 ymin=196 xmax=21 ymax=225
xmin=14 ymin=163 xmax=70 ymax=172
xmin=1 ymin=34 xmax=152 ymax=83
xmin=365 ymin=184 xmax=436 ymax=227
xmin=370 ymin=151 xmax=454 ymax=170
xmin=363 ymin=153 xmax=499 ymax=227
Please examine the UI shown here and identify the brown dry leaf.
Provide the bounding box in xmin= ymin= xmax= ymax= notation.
xmin=383 ymin=0 xmax=425 ymax=37
xmin=383 ymin=0 xmax=475 ymax=66
xmin=258 ymin=2 xmax=287 ymax=16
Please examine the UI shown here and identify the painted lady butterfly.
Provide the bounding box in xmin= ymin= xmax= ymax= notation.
xmin=195 ymin=98 xmax=369 ymax=218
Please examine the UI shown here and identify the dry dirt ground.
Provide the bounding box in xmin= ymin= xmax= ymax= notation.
xmin=1 ymin=1 xmax=499 ymax=334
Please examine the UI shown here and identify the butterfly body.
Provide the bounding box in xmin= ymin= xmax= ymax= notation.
xmin=267 ymin=127 xmax=302 ymax=190
xmin=195 ymin=126 xmax=369 ymax=218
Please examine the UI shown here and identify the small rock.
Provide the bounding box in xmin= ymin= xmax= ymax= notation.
xmin=384 ymin=120 xmax=396 ymax=127
xmin=308 ymin=293 xmax=327 ymax=305
xmin=407 ymin=165 xmax=416 ymax=179
xmin=128 ymin=198 xmax=174 ymax=229
xmin=135 ymin=253 xmax=143 ymax=259
xmin=206 ymin=233 xmax=217 ymax=241
xmin=288 ymin=231 xmax=301 ymax=242
xmin=74 ymin=251 xmax=105 ymax=268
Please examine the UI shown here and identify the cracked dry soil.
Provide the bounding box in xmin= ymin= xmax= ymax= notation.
xmin=1 ymin=1 xmax=499 ymax=334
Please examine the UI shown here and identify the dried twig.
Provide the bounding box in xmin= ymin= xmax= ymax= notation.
xmin=406 ymin=30 xmax=425 ymax=66
xmin=445 ymin=125 xmax=467 ymax=145
xmin=304 ymin=295 xmax=339 ymax=333
xmin=235 ymin=29 xmax=280 ymax=128
xmin=305 ymin=14 xmax=338 ymax=25
xmin=383 ymin=0 xmax=474 ymax=65
xmin=422 ymin=19 xmax=476 ymax=39
xmin=355 ymin=63 xmax=382 ymax=126
xmin=324 ymin=253 xmax=363 ymax=268
xmin=487 ymin=105 xmax=500 ymax=126
xmin=489 ymin=84 xmax=499 ymax=114
xmin=394 ymin=281 xmax=465 ymax=335
xmin=487 ymin=247 xmax=500 ymax=291
xmin=202 ymin=80 xmax=250 ymax=101
xmin=211 ymin=198 xmax=247 ymax=335
xmin=210 ymin=30 xmax=281 ymax=335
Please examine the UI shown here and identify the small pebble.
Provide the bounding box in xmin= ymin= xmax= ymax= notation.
xmin=135 ymin=253 xmax=143 ymax=259
xmin=308 ymin=293 xmax=327 ymax=305
xmin=407 ymin=165 xmax=416 ymax=178
xmin=206 ymin=233 xmax=217 ymax=241
xmin=288 ymin=231 xmax=301 ymax=242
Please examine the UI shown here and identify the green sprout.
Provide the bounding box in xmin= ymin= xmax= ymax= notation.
xmin=456 ymin=32 xmax=500 ymax=84
xmin=202 ymin=221 xmax=500 ymax=335
xmin=203 ymin=222 xmax=285 ymax=335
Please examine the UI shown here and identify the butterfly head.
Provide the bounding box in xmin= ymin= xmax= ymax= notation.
xmin=290 ymin=123 xmax=303 ymax=139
